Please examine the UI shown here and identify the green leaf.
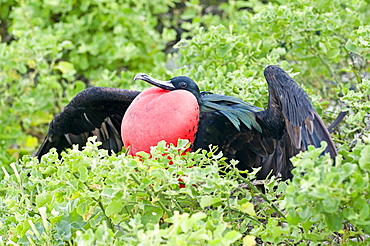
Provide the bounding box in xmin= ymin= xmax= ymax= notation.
xmin=299 ymin=205 xmax=312 ymax=221
xmin=243 ymin=235 xmax=257 ymax=246
xmin=216 ymin=44 xmax=233 ymax=58
xmin=54 ymin=61 xmax=76 ymax=74
xmin=141 ymin=205 xmax=164 ymax=225
xmin=237 ymin=202 xmax=256 ymax=216
xmin=223 ymin=230 xmax=242 ymax=243
xmin=359 ymin=146 xmax=370 ymax=171
xmin=324 ymin=213 xmax=343 ymax=231
xmin=42 ymin=166 xmax=57 ymax=175
xmin=36 ymin=192 xmax=53 ymax=207
xmin=345 ymin=40 xmax=359 ymax=53
xmin=271 ymin=47 xmax=286 ymax=56
xmin=78 ymin=166 xmax=88 ymax=182
xmin=322 ymin=196 xmax=340 ymax=213
xmin=199 ymin=196 xmax=222 ymax=208
xmin=105 ymin=199 xmax=123 ymax=217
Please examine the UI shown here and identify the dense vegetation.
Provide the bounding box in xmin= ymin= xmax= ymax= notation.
xmin=0 ymin=0 xmax=369 ymax=245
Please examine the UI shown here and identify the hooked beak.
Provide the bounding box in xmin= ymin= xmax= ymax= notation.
xmin=134 ymin=73 xmax=175 ymax=91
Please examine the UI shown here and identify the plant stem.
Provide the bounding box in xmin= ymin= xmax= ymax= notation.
xmin=76 ymin=173 xmax=115 ymax=232
xmin=93 ymin=197 xmax=115 ymax=232
xmin=348 ymin=51 xmax=363 ymax=84
xmin=130 ymin=173 xmax=174 ymax=217
xmin=226 ymin=196 xmax=233 ymax=223
xmin=238 ymin=174 xmax=286 ymax=220
xmin=305 ymin=33 xmax=341 ymax=85
xmin=172 ymin=198 xmax=185 ymax=213
xmin=230 ymin=208 xmax=265 ymax=227
xmin=316 ymin=52 xmax=341 ymax=85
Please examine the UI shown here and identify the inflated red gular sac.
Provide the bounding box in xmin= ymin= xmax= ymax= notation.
xmin=121 ymin=75 xmax=202 ymax=188
xmin=121 ymin=74 xmax=200 ymax=155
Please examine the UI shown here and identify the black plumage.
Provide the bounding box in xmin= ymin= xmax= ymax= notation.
xmin=36 ymin=65 xmax=337 ymax=180
xmin=35 ymin=88 xmax=140 ymax=157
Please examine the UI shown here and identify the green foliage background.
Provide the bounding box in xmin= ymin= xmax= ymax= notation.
xmin=0 ymin=0 xmax=369 ymax=245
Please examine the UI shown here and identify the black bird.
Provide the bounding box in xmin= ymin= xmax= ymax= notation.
xmin=36 ymin=65 xmax=337 ymax=180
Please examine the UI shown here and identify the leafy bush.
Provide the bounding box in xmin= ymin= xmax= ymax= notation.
xmin=1 ymin=0 xmax=370 ymax=244
xmin=0 ymin=139 xmax=256 ymax=245
xmin=1 ymin=136 xmax=370 ymax=245
xmin=0 ymin=0 xmax=179 ymax=172
xmin=175 ymin=0 xmax=370 ymax=119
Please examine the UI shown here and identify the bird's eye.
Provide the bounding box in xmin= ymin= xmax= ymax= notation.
xmin=179 ymin=81 xmax=187 ymax=88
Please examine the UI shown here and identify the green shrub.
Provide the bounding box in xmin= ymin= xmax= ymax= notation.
xmin=0 ymin=0 xmax=181 ymax=172
xmin=0 ymin=139 xmax=258 ymax=245
xmin=1 ymin=135 xmax=370 ymax=245
xmin=1 ymin=0 xmax=370 ymax=244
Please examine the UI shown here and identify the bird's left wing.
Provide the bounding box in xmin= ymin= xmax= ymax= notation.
xmin=35 ymin=87 xmax=140 ymax=159
xmin=194 ymin=66 xmax=337 ymax=180
xmin=260 ymin=65 xmax=337 ymax=158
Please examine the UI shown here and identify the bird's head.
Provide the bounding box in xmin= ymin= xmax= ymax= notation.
xmin=134 ymin=73 xmax=203 ymax=104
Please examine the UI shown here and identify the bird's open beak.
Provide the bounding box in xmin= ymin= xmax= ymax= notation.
xmin=134 ymin=73 xmax=175 ymax=91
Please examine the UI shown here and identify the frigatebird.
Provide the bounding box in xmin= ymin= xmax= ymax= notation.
xmin=35 ymin=65 xmax=337 ymax=180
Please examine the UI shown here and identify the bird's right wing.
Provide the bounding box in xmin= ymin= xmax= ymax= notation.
xmin=35 ymin=87 xmax=140 ymax=159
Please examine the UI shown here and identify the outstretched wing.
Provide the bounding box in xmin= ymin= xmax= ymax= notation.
xmin=261 ymin=65 xmax=337 ymax=154
xmin=256 ymin=65 xmax=337 ymax=178
xmin=194 ymin=65 xmax=336 ymax=180
xmin=35 ymin=87 xmax=140 ymax=159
